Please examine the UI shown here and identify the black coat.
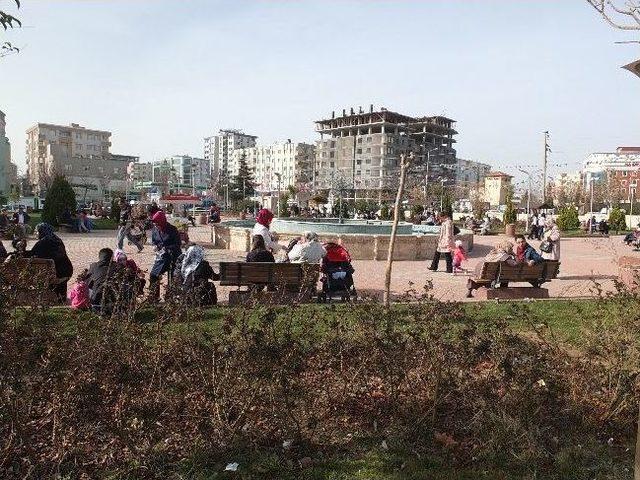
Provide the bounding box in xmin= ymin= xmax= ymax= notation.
xmin=246 ymin=249 xmax=275 ymax=263
xmin=24 ymin=236 xmax=73 ymax=279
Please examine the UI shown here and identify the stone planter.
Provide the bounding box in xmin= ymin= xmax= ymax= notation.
xmin=505 ymin=223 xmax=516 ymax=237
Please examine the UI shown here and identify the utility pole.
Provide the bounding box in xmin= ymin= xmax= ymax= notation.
xmin=543 ymin=131 xmax=550 ymax=201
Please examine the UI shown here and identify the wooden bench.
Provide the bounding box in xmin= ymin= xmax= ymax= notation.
xmin=219 ymin=262 xmax=320 ymax=305
xmin=0 ymin=258 xmax=61 ymax=306
xmin=468 ymin=260 xmax=560 ymax=299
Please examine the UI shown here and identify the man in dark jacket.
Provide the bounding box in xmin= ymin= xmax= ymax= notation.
xmin=116 ymin=199 xmax=143 ymax=252
xmin=514 ymin=234 xmax=543 ymax=266
xmin=148 ymin=210 xmax=181 ymax=300
xmin=86 ymin=247 xmax=135 ymax=314
xmin=23 ymin=223 xmax=73 ymax=301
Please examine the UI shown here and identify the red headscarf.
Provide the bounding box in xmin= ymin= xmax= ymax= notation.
xmin=515 ymin=243 xmax=526 ymax=263
xmin=152 ymin=210 xmax=168 ymax=231
xmin=256 ymin=208 xmax=274 ymax=228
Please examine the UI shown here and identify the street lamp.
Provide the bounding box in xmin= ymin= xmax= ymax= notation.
xmin=439 ymin=178 xmax=447 ymax=211
xmin=274 ymin=172 xmax=282 ymax=217
xmin=517 ymin=167 xmax=532 ymax=232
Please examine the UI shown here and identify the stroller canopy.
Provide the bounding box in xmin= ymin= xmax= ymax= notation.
xmin=324 ymin=242 xmax=351 ymax=263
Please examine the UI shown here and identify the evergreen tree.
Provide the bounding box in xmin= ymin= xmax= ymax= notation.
xmin=503 ymin=189 xmax=517 ymax=224
xmin=42 ymin=175 xmax=76 ymax=226
xmin=230 ymin=154 xmax=255 ymax=201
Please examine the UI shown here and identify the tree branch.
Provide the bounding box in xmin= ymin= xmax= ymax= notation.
xmin=587 ymin=0 xmax=640 ymax=30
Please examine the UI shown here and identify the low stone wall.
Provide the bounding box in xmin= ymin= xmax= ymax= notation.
xmin=212 ymin=224 xmax=473 ymax=261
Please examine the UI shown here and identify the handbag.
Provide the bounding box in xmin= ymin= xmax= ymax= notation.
xmin=539 ymin=239 xmax=553 ymax=253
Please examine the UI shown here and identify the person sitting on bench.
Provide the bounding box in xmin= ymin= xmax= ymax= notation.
xmin=466 ymin=240 xmax=517 ymax=298
xmin=514 ymin=234 xmax=543 ymax=266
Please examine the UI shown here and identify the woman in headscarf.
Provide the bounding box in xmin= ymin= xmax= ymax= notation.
xmin=465 ymin=240 xmax=517 ymax=298
xmin=287 ymin=231 xmax=326 ymax=264
xmin=252 ymin=208 xmax=281 ymax=253
xmin=149 ymin=210 xmax=182 ymax=300
xmin=174 ymin=244 xmax=218 ymax=306
xmin=23 ymin=223 xmax=73 ymax=301
xmin=541 ymin=218 xmax=561 ymax=261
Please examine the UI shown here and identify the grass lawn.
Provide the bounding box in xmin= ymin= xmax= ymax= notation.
xmin=11 ymin=297 xmax=637 ymax=480
xmin=27 ymin=211 xmax=117 ymax=230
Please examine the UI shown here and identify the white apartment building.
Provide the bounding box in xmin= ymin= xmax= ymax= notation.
xmin=151 ymin=155 xmax=210 ymax=191
xmin=233 ymin=140 xmax=315 ymax=193
xmin=0 ymin=110 xmax=18 ymax=196
xmin=204 ymin=129 xmax=257 ymax=181
xmin=456 ymin=158 xmax=492 ymax=186
xmin=583 ymin=147 xmax=640 ymax=185
xmin=129 ymin=162 xmax=153 ymax=184
xmin=25 ymin=122 xmax=137 ymax=201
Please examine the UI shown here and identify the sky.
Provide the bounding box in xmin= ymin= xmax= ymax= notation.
xmin=1 ymin=0 xmax=639 ymax=183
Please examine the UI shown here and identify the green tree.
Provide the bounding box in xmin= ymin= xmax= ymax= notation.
xmin=230 ymin=154 xmax=255 ymax=202
xmin=556 ymin=206 xmax=580 ymax=231
xmin=42 ymin=175 xmax=76 ymax=226
xmin=503 ymin=190 xmax=517 ymax=225
xmin=609 ymin=207 xmax=627 ymax=234
xmin=441 ymin=192 xmax=454 ymax=218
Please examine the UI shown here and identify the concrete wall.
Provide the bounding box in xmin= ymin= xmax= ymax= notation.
xmin=212 ymin=224 xmax=473 ymax=261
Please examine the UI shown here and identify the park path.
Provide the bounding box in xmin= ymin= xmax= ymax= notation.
xmin=2 ymin=226 xmax=634 ymax=303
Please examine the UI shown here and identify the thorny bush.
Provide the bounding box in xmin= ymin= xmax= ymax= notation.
xmin=0 ymin=284 xmax=638 ymax=479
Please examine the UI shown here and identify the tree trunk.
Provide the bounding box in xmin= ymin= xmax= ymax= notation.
xmin=383 ymin=155 xmax=410 ymax=308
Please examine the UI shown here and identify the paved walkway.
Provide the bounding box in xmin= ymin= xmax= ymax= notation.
xmin=2 ymin=226 xmax=634 ymax=303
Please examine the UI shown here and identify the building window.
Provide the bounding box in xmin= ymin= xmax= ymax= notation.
xmin=330 ymin=152 xmax=335 ymax=158
xmin=366 ymin=147 xmax=371 ymax=153
xmin=330 ymin=162 xmax=335 ymax=167
xmin=356 ymin=148 xmax=362 ymax=154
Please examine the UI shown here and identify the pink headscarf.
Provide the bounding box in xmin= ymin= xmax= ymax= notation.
xmin=152 ymin=210 xmax=168 ymax=231
xmin=256 ymin=209 xmax=274 ymax=228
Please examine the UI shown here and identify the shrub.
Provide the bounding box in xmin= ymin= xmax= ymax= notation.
xmin=503 ymin=191 xmax=517 ymax=225
xmin=556 ymin=206 xmax=580 ymax=231
xmin=609 ymin=207 xmax=627 ymax=233
xmin=379 ymin=203 xmax=391 ymax=220
xmin=42 ymin=175 xmax=76 ymax=226
xmin=109 ymin=198 xmax=121 ymax=222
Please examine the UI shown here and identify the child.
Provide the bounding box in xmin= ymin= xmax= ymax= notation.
xmin=114 ymin=249 xmax=146 ymax=294
xmin=68 ymin=270 xmax=91 ymax=310
xmin=453 ymin=239 xmax=467 ymax=274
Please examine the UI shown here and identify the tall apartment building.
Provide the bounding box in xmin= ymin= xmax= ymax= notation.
xmin=314 ymin=106 xmax=457 ymax=193
xmin=233 ymin=140 xmax=315 ymax=193
xmin=25 ymin=122 xmax=137 ymax=201
xmin=204 ymin=129 xmax=257 ymax=182
xmin=151 ymin=155 xmax=210 ymax=192
xmin=0 ymin=110 xmax=18 ymax=195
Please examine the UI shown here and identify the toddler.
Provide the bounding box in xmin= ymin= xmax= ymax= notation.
xmin=453 ymin=239 xmax=467 ymax=274
xmin=68 ymin=270 xmax=91 ymax=310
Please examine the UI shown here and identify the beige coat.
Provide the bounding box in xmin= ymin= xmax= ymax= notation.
xmin=542 ymin=226 xmax=561 ymax=261
xmin=437 ymin=219 xmax=455 ymax=253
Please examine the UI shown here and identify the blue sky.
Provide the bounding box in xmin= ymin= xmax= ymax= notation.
xmin=1 ymin=0 xmax=638 ymax=181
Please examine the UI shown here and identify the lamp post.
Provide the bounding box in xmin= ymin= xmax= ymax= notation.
xmin=274 ymin=172 xmax=282 ymax=217
xmin=589 ymin=177 xmax=595 ymax=218
xmin=439 ymin=178 xmax=446 ymax=211
xmin=518 ymin=167 xmax=532 ymax=232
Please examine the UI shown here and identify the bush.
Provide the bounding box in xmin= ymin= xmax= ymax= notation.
xmin=42 ymin=175 xmax=76 ymax=226
xmin=109 ymin=198 xmax=121 ymax=222
xmin=379 ymin=204 xmax=391 ymax=220
xmin=503 ymin=191 xmax=517 ymax=225
xmin=556 ymin=206 xmax=580 ymax=231
xmin=609 ymin=207 xmax=627 ymax=233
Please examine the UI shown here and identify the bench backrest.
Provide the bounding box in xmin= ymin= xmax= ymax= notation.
xmin=0 ymin=258 xmax=57 ymax=288
xmin=219 ymin=262 xmax=320 ymax=288
xmin=478 ymin=261 xmax=560 ymax=282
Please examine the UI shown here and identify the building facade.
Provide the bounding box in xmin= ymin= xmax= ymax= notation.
xmin=0 ymin=110 xmax=18 ymax=196
xmin=149 ymin=155 xmax=210 ymax=193
xmin=583 ymin=147 xmax=640 ymax=199
xmin=455 ymin=158 xmax=492 ymax=188
xmin=25 ymin=122 xmax=137 ymax=201
xmin=483 ymin=171 xmax=513 ymax=207
xmin=233 ymin=140 xmax=315 ymax=193
xmin=204 ymin=129 xmax=257 ymax=182
xmin=313 ymin=106 xmax=457 ymax=193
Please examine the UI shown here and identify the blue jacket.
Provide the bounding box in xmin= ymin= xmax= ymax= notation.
xmin=523 ymin=244 xmax=543 ymax=264
xmin=151 ymin=223 xmax=181 ymax=255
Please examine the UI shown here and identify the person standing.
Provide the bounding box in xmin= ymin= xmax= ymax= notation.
xmin=428 ymin=212 xmax=455 ymax=273
xmin=541 ymin=218 xmax=561 ymax=261
xmin=528 ymin=212 xmax=539 ymax=240
xmin=116 ymin=199 xmax=143 ymax=252
xmin=148 ymin=210 xmax=182 ymax=300
xmin=12 ymin=206 xmax=30 ymax=235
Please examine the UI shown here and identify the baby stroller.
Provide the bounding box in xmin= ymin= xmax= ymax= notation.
xmin=318 ymin=242 xmax=356 ymax=302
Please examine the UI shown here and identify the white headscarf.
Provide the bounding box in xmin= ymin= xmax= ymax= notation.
xmin=181 ymin=244 xmax=205 ymax=283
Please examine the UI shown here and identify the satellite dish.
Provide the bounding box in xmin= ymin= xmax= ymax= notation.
xmin=622 ymin=58 xmax=640 ymax=79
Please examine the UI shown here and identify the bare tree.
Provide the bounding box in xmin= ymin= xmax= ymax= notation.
xmin=586 ymin=0 xmax=640 ymax=30
xmin=383 ymin=152 xmax=413 ymax=308
xmin=1 ymin=0 xmax=21 ymax=58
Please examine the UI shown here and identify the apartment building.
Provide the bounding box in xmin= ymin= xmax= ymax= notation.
xmin=204 ymin=129 xmax=257 ymax=181
xmin=455 ymin=158 xmax=492 ymax=188
xmin=233 ymin=140 xmax=315 ymax=193
xmin=151 ymin=155 xmax=210 ymax=191
xmin=583 ymin=147 xmax=640 ymax=199
xmin=0 ymin=110 xmax=18 ymax=195
xmin=314 ymin=106 xmax=457 ymax=193
xmin=25 ymin=122 xmax=137 ymax=201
